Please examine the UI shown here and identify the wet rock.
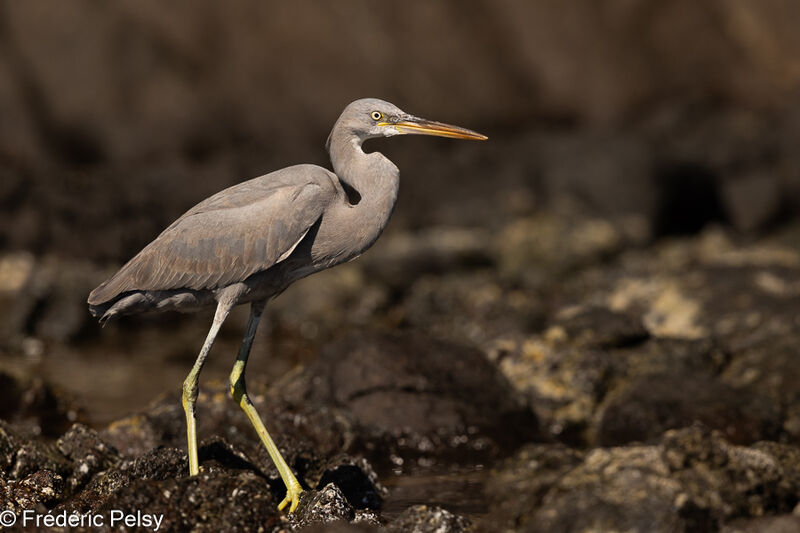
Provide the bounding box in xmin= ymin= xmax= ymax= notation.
xmin=280 ymin=330 xmax=539 ymax=472
xmin=387 ymin=504 xmax=472 ymax=533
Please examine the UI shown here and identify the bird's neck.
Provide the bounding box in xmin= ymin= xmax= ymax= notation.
xmin=328 ymin=131 xmax=400 ymax=254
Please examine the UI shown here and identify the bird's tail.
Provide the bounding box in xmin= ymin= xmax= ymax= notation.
xmin=88 ymin=292 xmax=147 ymax=326
xmin=88 ymin=301 xmax=116 ymax=326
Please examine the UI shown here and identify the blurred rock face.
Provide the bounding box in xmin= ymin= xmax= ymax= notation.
xmin=1 ymin=1 xmax=800 ymax=260
xmin=1 ymin=0 xmax=799 ymax=163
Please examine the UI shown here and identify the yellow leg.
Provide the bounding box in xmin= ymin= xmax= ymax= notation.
xmin=182 ymin=300 xmax=232 ymax=476
xmin=230 ymin=302 xmax=304 ymax=512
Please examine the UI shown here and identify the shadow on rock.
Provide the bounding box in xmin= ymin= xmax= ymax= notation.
xmin=278 ymin=329 xmax=541 ymax=474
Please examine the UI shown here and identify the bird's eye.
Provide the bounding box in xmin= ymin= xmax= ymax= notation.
xmin=370 ymin=111 xmax=382 ymax=121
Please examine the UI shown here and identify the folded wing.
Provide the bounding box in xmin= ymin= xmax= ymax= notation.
xmin=88 ymin=166 xmax=337 ymax=305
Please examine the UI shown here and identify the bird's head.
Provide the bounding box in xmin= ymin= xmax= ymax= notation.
xmin=327 ymin=98 xmax=487 ymax=151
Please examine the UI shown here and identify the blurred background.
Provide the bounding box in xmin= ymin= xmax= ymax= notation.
xmin=1 ymin=0 xmax=799 ymax=433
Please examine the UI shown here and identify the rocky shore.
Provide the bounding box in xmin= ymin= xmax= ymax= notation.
xmin=2 ymin=215 xmax=800 ymax=532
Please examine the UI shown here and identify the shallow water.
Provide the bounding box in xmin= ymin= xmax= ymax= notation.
xmin=381 ymin=469 xmax=489 ymax=521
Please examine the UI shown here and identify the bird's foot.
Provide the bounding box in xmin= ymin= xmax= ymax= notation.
xmin=278 ymin=482 xmax=304 ymax=513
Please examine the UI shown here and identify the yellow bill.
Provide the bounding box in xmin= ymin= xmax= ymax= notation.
xmin=380 ymin=117 xmax=488 ymax=140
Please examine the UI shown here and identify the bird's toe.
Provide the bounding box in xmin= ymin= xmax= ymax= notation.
xmin=278 ymin=483 xmax=304 ymax=513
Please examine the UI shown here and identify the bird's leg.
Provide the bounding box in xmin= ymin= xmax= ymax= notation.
xmin=229 ymin=301 xmax=304 ymax=513
xmin=182 ymin=300 xmax=232 ymax=476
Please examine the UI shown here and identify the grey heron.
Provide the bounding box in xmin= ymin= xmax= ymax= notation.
xmin=88 ymin=98 xmax=487 ymax=512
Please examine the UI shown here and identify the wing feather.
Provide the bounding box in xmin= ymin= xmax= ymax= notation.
xmin=88 ymin=166 xmax=337 ymax=305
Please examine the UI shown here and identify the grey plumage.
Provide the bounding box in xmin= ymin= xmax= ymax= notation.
xmin=86 ymin=98 xmax=486 ymax=512
xmin=89 ymin=166 xmax=336 ymax=311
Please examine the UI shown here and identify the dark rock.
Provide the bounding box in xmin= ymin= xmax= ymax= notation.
xmin=64 ymin=446 xmax=189 ymax=510
xmin=497 ymin=228 xmax=800 ymax=448
xmin=287 ymin=483 xmax=358 ymax=531
xmin=597 ymin=373 xmax=782 ymax=446
xmin=492 ymin=335 xmax=614 ymax=445
xmin=0 ymin=422 xmax=16 ymax=475
xmin=98 ymin=467 xmax=279 ymax=533
xmin=387 ymin=504 xmax=472 ymax=533
xmin=478 ymin=444 xmax=584 ymax=533
xmin=56 ymin=424 xmax=120 ymax=492
xmin=554 ymin=306 xmax=649 ymax=349
xmin=299 ymin=523 xmax=380 ymax=533
xmin=55 ymin=445 xmax=283 ymax=532
xmin=0 ymin=420 xmax=70 ymax=480
xmin=280 ymin=330 xmax=539 ymax=472
xmin=480 ymin=426 xmax=800 ymax=533
xmin=313 ymin=455 xmax=385 ymax=510
xmin=563 ymin=228 xmax=800 ymax=346
xmin=492 ymin=335 xmax=719 ymax=445
xmin=0 ymin=469 xmax=65 ymax=512
xmin=653 ymin=108 xmax=800 ymax=234
xmin=661 ymin=427 xmax=800 ymax=519
xmin=299 ymin=523 xmax=381 ymax=533
xmin=90 ymin=384 xmax=389 ymax=528
xmin=0 ymin=410 xmax=389 ymax=533
xmin=99 ymin=380 xmax=360 ymax=492
xmin=721 ymin=332 xmax=800 ymax=442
